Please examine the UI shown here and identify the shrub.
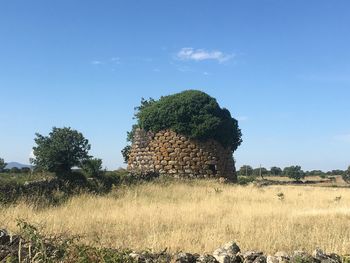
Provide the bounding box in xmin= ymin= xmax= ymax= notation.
xmin=283 ymin=166 xmax=305 ymax=181
xmin=132 ymin=90 xmax=242 ymax=151
xmin=81 ymin=158 xmax=103 ymax=178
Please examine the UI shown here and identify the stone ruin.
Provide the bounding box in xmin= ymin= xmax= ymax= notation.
xmin=127 ymin=128 xmax=237 ymax=181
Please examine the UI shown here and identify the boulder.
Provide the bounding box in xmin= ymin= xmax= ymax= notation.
xmin=0 ymin=229 xmax=10 ymax=245
xmin=175 ymin=252 xmax=198 ymax=263
xmin=267 ymin=256 xmax=279 ymax=263
xmin=197 ymin=254 xmax=219 ymax=263
xmin=213 ymin=241 xmax=241 ymax=263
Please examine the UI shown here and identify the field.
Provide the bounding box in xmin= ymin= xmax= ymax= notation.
xmin=1 ymin=179 xmax=350 ymax=255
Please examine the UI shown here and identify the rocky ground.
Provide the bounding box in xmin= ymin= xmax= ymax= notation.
xmin=1 ymin=228 xmax=349 ymax=263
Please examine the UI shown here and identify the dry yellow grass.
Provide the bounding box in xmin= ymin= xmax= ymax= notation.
xmin=1 ymin=180 xmax=350 ymax=255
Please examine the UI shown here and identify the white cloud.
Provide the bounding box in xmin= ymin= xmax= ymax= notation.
xmin=176 ymin=47 xmax=233 ymax=63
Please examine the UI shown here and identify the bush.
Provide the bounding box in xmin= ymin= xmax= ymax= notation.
xmin=237 ymin=176 xmax=256 ymax=185
xmin=133 ymin=90 xmax=242 ymax=151
xmin=81 ymin=158 xmax=103 ymax=178
xmin=283 ymin=166 xmax=305 ymax=181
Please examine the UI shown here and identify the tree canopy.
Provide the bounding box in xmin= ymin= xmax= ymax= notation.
xmin=283 ymin=165 xmax=305 ymax=181
xmin=133 ymin=90 xmax=242 ymax=151
xmin=0 ymin=158 xmax=7 ymax=172
xmin=31 ymin=127 xmax=91 ymax=178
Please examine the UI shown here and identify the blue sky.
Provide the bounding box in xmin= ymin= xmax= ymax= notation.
xmin=1 ymin=0 xmax=350 ymax=171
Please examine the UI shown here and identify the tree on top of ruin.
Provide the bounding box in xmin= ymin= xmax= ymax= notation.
xmin=129 ymin=90 xmax=242 ymax=151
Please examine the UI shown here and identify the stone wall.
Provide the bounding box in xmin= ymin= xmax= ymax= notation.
xmin=127 ymin=129 xmax=236 ymax=181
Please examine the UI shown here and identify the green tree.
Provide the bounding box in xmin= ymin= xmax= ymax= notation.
xmin=342 ymin=166 xmax=350 ymax=184
xmin=0 ymin=158 xmax=7 ymax=172
xmin=121 ymin=145 xmax=131 ymax=163
xmin=133 ymin=90 xmax=242 ymax=151
xmin=283 ymin=166 xmax=305 ymax=181
xmin=270 ymin=166 xmax=282 ymax=176
xmin=21 ymin=167 xmax=31 ymax=174
xmin=81 ymin=158 xmax=103 ymax=178
xmin=253 ymin=167 xmax=268 ymax=177
xmin=31 ymin=127 xmax=91 ymax=179
xmin=10 ymin=167 xmax=20 ymax=173
xmin=239 ymin=165 xmax=253 ymax=176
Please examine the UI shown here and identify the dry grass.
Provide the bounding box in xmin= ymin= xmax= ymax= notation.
xmin=1 ymin=180 xmax=350 ymax=255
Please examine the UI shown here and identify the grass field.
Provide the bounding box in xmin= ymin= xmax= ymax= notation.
xmin=1 ymin=179 xmax=350 ymax=255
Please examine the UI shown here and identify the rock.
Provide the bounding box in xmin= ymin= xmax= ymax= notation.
xmin=0 ymin=229 xmax=10 ymax=245
xmin=267 ymin=256 xmax=279 ymax=263
xmin=313 ymin=249 xmax=328 ymax=261
xmin=328 ymin=253 xmax=341 ymax=263
xmin=213 ymin=241 xmax=241 ymax=263
xmin=275 ymin=252 xmax=290 ymax=260
xmin=221 ymin=241 xmax=241 ymax=255
xmin=242 ymin=251 xmax=264 ymax=261
xmin=129 ymin=252 xmax=141 ymax=260
xmin=175 ymin=252 xmax=198 ymax=263
xmin=253 ymin=255 xmax=267 ymax=263
xmin=197 ymin=254 xmax=219 ymax=262
xmin=312 ymin=249 xmax=341 ymax=263
xmin=291 ymin=251 xmax=318 ymax=263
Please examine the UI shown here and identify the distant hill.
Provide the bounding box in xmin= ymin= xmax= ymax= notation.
xmin=5 ymin=162 xmax=32 ymax=169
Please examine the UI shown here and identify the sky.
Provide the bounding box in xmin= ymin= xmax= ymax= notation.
xmin=0 ymin=0 xmax=350 ymax=171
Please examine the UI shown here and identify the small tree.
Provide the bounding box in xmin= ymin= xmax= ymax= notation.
xmin=0 ymin=158 xmax=7 ymax=172
xmin=342 ymin=166 xmax=350 ymax=184
xmin=10 ymin=167 xmax=20 ymax=174
xmin=253 ymin=167 xmax=268 ymax=178
xmin=239 ymin=165 xmax=253 ymax=176
xmin=270 ymin=166 xmax=282 ymax=176
xmin=21 ymin=167 xmax=31 ymax=174
xmin=31 ymin=127 xmax=91 ymax=180
xmin=121 ymin=145 xmax=131 ymax=163
xmin=81 ymin=158 xmax=103 ymax=178
xmin=283 ymin=166 xmax=305 ymax=181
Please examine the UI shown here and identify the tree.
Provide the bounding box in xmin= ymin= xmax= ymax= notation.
xmin=238 ymin=165 xmax=253 ymax=176
xmin=283 ymin=166 xmax=305 ymax=181
xmin=133 ymin=90 xmax=242 ymax=151
xmin=10 ymin=167 xmax=20 ymax=173
xmin=31 ymin=127 xmax=91 ymax=179
xmin=121 ymin=145 xmax=131 ymax=163
xmin=253 ymin=167 xmax=268 ymax=177
xmin=342 ymin=166 xmax=350 ymax=184
xmin=0 ymin=158 xmax=7 ymax=172
xmin=81 ymin=158 xmax=103 ymax=178
xmin=21 ymin=167 xmax=31 ymax=174
xmin=270 ymin=166 xmax=282 ymax=176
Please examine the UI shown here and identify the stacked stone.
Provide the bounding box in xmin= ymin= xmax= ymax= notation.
xmin=127 ymin=128 xmax=236 ymax=180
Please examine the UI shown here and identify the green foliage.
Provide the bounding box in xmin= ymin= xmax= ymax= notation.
xmin=133 ymin=90 xmax=242 ymax=150
xmin=270 ymin=166 xmax=282 ymax=176
xmin=253 ymin=167 xmax=268 ymax=176
xmin=10 ymin=167 xmax=20 ymax=174
xmin=237 ymin=176 xmax=256 ymax=185
xmin=342 ymin=165 xmax=350 ymax=183
xmin=31 ymin=127 xmax=91 ymax=180
xmin=121 ymin=145 xmax=131 ymax=163
xmin=11 ymin=220 xmax=135 ymax=263
xmin=81 ymin=158 xmax=103 ymax=178
xmin=21 ymin=167 xmax=31 ymax=173
xmin=306 ymin=170 xmax=325 ymax=176
xmin=283 ymin=166 xmax=305 ymax=181
xmin=0 ymin=157 xmax=7 ymax=172
xmin=238 ymin=165 xmax=253 ymax=176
